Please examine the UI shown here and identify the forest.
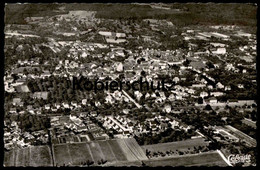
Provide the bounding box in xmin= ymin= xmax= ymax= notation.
xmin=5 ymin=3 xmax=257 ymax=29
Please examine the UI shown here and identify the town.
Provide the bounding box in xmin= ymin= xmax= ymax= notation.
xmin=4 ymin=3 xmax=257 ymax=167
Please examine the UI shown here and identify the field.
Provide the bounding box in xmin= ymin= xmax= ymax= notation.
xmin=53 ymin=143 xmax=94 ymax=166
xmin=98 ymin=140 xmax=118 ymax=162
xmin=88 ymin=141 xmax=105 ymax=162
xmin=4 ymin=145 xmax=53 ymax=167
xmin=29 ymin=146 xmax=53 ymax=166
xmin=4 ymin=150 xmax=15 ymax=166
xmin=103 ymin=151 xmax=228 ymax=167
xmin=106 ymin=139 xmax=127 ymax=161
xmin=122 ymin=138 xmax=148 ymax=160
xmin=52 ymin=144 xmax=71 ymax=166
xmin=141 ymin=138 xmax=209 ymax=153
xmin=116 ymin=139 xmax=141 ymax=161
xmin=52 ymin=138 xmax=148 ymax=166
xmin=4 ymin=138 xmax=228 ymax=167
xmin=143 ymin=151 xmax=228 ymax=167
xmin=103 ymin=160 xmax=142 ymax=167
xmin=4 ymin=138 xmax=225 ymax=167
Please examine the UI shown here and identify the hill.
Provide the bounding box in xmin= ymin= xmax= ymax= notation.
xmin=4 ymin=3 xmax=257 ymax=27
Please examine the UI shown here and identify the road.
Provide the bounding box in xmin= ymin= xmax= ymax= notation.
xmin=122 ymin=90 xmax=142 ymax=109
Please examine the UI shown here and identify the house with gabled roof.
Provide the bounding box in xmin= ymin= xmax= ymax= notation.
xmin=32 ymin=92 xmax=49 ymax=100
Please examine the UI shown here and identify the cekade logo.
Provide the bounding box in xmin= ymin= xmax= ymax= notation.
xmin=228 ymin=154 xmax=251 ymax=165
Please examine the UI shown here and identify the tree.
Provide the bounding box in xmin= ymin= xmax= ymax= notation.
xmin=23 ymin=68 xmax=29 ymax=75
xmin=183 ymin=59 xmax=190 ymax=67
xmin=198 ymin=97 xmax=203 ymax=104
xmin=141 ymin=161 xmax=146 ymax=167
xmin=86 ymin=160 xmax=94 ymax=167
xmin=205 ymin=104 xmax=212 ymax=111
xmin=206 ymin=61 xmax=215 ymax=69
xmin=145 ymin=149 xmax=151 ymax=157
xmin=208 ymin=141 xmax=221 ymax=150
xmin=141 ymin=70 xmax=146 ymax=77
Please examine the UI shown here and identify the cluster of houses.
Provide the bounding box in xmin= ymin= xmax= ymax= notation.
xmin=101 ymin=114 xmax=191 ymax=139
xmin=102 ymin=116 xmax=133 ymax=138
xmin=50 ymin=112 xmax=109 ymax=144
xmin=98 ymin=31 xmax=127 ymax=44
xmin=144 ymin=19 xmax=174 ymax=31
xmin=4 ymin=120 xmax=48 ymax=151
xmin=8 ymin=95 xmax=99 ymax=115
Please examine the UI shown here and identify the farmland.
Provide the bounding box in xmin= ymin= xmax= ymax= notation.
xmin=143 ymin=151 xmax=229 ymax=167
xmin=117 ymin=139 xmax=147 ymax=161
xmin=4 ymin=138 xmax=228 ymax=167
xmin=88 ymin=141 xmax=105 ymax=162
xmin=106 ymin=139 xmax=127 ymax=161
xmin=4 ymin=146 xmax=53 ymax=167
xmin=103 ymin=160 xmax=142 ymax=167
xmin=98 ymin=140 xmax=118 ymax=162
xmin=52 ymin=138 xmax=148 ymax=166
xmin=103 ymin=151 xmax=229 ymax=167
xmin=122 ymin=138 xmax=148 ymax=160
xmin=4 ymin=150 xmax=15 ymax=167
xmin=141 ymin=138 xmax=209 ymax=153
xmin=53 ymin=143 xmax=92 ymax=166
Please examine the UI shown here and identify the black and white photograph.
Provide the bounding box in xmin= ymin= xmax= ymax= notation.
xmin=3 ymin=2 xmax=257 ymax=167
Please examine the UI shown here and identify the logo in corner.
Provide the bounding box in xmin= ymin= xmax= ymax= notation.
xmin=228 ymin=154 xmax=251 ymax=165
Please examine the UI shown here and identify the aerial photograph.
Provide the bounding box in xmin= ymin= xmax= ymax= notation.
xmin=3 ymin=3 xmax=257 ymax=167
